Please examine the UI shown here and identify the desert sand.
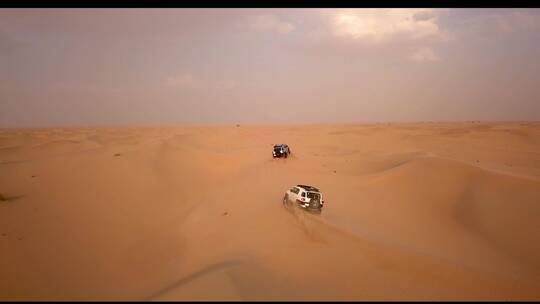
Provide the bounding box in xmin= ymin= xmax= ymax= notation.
xmin=1 ymin=122 xmax=540 ymax=300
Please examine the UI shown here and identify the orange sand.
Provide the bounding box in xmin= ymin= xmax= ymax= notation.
xmin=1 ymin=122 xmax=539 ymax=300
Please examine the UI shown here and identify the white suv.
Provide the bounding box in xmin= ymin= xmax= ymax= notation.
xmin=283 ymin=185 xmax=324 ymax=212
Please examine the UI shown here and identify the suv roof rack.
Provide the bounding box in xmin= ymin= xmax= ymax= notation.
xmin=297 ymin=185 xmax=319 ymax=192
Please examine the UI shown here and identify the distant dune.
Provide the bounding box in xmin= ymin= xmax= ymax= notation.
xmin=1 ymin=122 xmax=539 ymax=300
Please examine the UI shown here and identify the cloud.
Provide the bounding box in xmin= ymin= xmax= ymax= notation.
xmin=327 ymin=9 xmax=443 ymax=45
xmin=413 ymin=10 xmax=436 ymax=22
xmin=410 ymin=47 xmax=439 ymax=62
xmin=493 ymin=10 xmax=540 ymax=33
xmin=246 ymin=14 xmax=295 ymax=34
xmin=294 ymin=9 xmax=449 ymax=63
xmin=164 ymin=73 xmax=195 ymax=89
xmin=453 ymin=9 xmax=540 ymax=39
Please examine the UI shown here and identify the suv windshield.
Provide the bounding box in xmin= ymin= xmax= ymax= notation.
xmin=274 ymin=146 xmax=283 ymax=151
xmin=306 ymin=192 xmax=320 ymax=200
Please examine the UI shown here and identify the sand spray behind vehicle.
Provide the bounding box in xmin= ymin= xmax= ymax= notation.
xmin=283 ymin=198 xmax=326 ymax=243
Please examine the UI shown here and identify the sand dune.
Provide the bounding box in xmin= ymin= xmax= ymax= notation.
xmin=1 ymin=122 xmax=540 ymax=300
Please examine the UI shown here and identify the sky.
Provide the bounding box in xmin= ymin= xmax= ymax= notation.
xmin=1 ymin=8 xmax=540 ymax=127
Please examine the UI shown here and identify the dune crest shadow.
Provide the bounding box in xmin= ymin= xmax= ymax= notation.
xmin=0 ymin=193 xmax=24 ymax=202
xmin=145 ymin=260 xmax=242 ymax=300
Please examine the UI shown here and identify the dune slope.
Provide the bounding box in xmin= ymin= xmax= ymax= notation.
xmin=1 ymin=122 xmax=540 ymax=300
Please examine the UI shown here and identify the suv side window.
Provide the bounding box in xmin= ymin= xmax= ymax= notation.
xmin=291 ymin=187 xmax=299 ymax=194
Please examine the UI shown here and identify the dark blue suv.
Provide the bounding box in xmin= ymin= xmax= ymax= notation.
xmin=272 ymin=144 xmax=291 ymax=158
